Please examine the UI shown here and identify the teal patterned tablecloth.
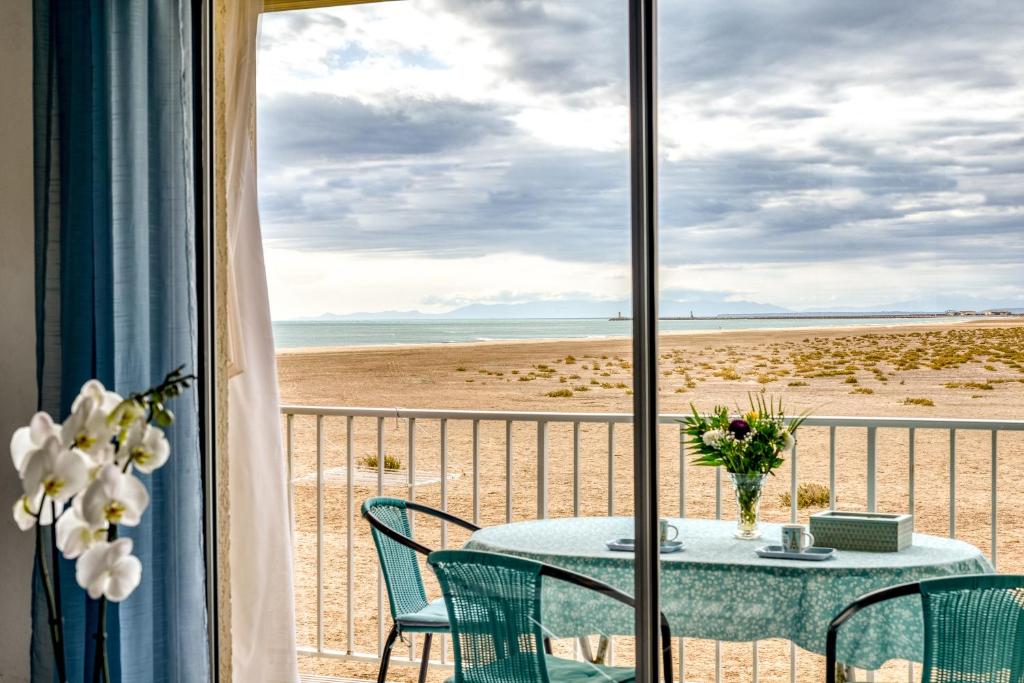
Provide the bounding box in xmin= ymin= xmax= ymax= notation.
xmin=464 ymin=517 xmax=993 ymax=670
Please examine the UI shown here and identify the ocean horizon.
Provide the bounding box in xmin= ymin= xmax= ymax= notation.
xmin=271 ymin=316 xmax=979 ymax=350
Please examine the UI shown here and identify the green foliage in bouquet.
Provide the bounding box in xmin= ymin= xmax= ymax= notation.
xmin=682 ymin=393 xmax=808 ymax=476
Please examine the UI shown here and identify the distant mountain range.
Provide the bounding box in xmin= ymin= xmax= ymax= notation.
xmin=295 ymin=296 xmax=786 ymax=321
xmin=290 ymin=295 xmax=1024 ymax=321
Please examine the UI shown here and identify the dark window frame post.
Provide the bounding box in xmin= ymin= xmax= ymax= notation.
xmin=628 ymin=1 xmax=661 ymax=682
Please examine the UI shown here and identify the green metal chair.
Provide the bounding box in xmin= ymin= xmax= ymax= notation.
xmin=362 ymin=496 xmax=481 ymax=683
xmin=428 ymin=548 xmax=674 ymax=683
xmin=826 ymin=574 xmax=1024 ymax=683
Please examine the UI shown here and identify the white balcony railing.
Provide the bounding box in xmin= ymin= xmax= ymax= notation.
xmin=282 ymin=405 xmax=1024 ymax=682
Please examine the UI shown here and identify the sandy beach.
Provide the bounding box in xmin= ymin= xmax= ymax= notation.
xmin=280 ymin=320 xmax=1024 ymax=682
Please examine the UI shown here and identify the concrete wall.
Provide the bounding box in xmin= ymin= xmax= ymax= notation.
xmin=0 ymin=0 xmax=36 ymax=680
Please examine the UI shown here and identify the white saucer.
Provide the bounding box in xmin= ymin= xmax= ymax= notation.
xmin=605 ymin=538 xmax=685 ymax=554
xmin=755 ymin=545 xmax=835 ymax=561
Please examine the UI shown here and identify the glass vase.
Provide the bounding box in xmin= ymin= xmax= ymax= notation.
xmin=729 ymin=472 xmax=768 ymax=539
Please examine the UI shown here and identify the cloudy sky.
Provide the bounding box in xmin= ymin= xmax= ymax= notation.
xmin=257 ymin=0 xmax=1024 ymax=320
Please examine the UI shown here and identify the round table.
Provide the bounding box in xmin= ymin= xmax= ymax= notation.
xmin=464 ymin=517 xmax=993 ymax=669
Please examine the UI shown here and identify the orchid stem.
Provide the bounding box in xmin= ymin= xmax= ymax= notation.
xmin=49 ymin=501 xmax=66 ymax=679
xmin=92 ymin=596 xmax=110 ymax=683
xmin=91 ymin=524 xmax=117 ymax=683
xmin=36 ymin=517 xmax=68 ymax=682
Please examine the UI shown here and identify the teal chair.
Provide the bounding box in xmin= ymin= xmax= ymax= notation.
xmin=428 ymin=549 xmax=674 ymax=683
xmin=362 ymin=497 xmax=481 ymax=683
xmin=826 ymin=574 xmax=1024 ymax=683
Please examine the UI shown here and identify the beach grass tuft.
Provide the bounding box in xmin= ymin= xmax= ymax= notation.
xmin=779 ymin=482 xmax=831 ymax=509
xmin=360 ymin=454 xmax=402 ymax=471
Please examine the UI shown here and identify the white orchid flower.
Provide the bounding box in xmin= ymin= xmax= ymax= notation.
xmin=11 ymin=493 xmax=63 ymax=531
xmin=55 ymin=499 xmax=107 ymax=559
xmin=21 ymin=437 xmax=92 ymax=503
xmin=116 ymin=422 xmax=170 ymax=473
xmin=75 ymin=538 xmax=142 ymax=602
xmin=10 ymin=412 xmax=61 ymax=474
xmin=63 ymin=380 xmax=122 ymax=457
xmin=81 ymin=465 xmax=149 ymax=528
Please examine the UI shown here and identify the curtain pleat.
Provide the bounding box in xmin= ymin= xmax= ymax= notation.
xmin=224 ymin=2 xmax=300 ymax=679
xmin=32 ymin=1 xmax=208 ymax=681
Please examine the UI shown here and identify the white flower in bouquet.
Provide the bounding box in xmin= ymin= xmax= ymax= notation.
xmin=782 ymin=430 xmax=796 ymax=451
xmin=56 ymin=499 xmax=107 ymax=559
xmin=62 ymin=380 xmax=122 ymax=456
xmin=702 ymin=428 xmax=725 ymax=448
xmin=21 ymin=436 xmax=92 ymax=504
xmin=116 ymin=422 xmax=170 ymax=473
xmin=11 ymin=494 xmax=63 ymax=531
xmin=76 ymin=537 xmax=142 ymax=602
xmin=81 ymin=465 xmax=150 ymax=528
xmin=10 ymin=412 xmax=62 ymax=474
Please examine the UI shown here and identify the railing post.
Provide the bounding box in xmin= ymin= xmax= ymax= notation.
xmin=866 ymin=426 xmax=877 ymax=512
xmin=472 ymin=419 xmax=481 ymax=526
xmin=377 ymin=416 xmax=385 ymax=652
xmin=991 ymin=430 xmax=998 ymax=569
xmin=908 ymin=427 xmax=915 ymax=515
xmin=949 ymin=429 xmax=957 ymax=538
xmin=285 ymin=413 xmax=294 ymax=538
xmin=678 ymin=424 xmax=686 ymax=518
xmin=345 ymin=416 xmax=354 ymax=656
xmin=537 ymin=420 xmax=548 ymax=519
xmin=715 ymin=466 xmax=722 ymax=520
xmin=408 ymin=417 xmax=416 ymax=512
xmin=440 ymin=419 xmax=449 ymax=547
xmin=505 ymin=421 xmax=513 ymax=523
xmin=608 ymin=422 xmax=616 ymax=516
xmin=573 ymin=421 xmax=581 ymax=517
xmin=828 ymin=426 xmax=836 ymax=510
xmin=315 ymin=415 xmax=324 ymax=655
xmin=790 ymin=443 xmax=798 ymax=524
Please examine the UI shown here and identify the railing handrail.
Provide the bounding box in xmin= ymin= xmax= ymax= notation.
xmin=280 ymin=404 xmax=1024 ymax=431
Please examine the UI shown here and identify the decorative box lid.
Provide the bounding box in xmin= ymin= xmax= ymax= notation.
xmin=811 ymin=510 xmax=913 ymax=524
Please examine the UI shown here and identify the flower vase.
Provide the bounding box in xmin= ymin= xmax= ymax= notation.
xmin=729 ymin=472 xmax=768 ymax=539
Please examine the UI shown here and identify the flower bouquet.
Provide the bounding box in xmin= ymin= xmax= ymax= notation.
xmin=682 ymin=394 xmax=806 ymax=539
xmin=9 ymin=367 xmax=193 ymax=683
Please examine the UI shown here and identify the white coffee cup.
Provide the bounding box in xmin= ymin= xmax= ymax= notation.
xmin=660 ymin=519 xmax=679 ymax=544
xmin=781 ymin=524 xmax=814 ymax=552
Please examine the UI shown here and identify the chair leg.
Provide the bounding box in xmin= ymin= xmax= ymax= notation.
xmin=377 ymin=624 xmax=399 ymax=683
xmin=661 ymin=637 xmax=673 ymax=683
xmin=417 ymin=633 xmax=433 ymax=683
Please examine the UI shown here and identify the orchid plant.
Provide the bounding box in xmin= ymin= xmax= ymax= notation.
xmin=10 ymin=367 xmax=194 ymax=683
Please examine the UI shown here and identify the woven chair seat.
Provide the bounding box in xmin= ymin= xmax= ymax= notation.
xmin=444 ymin=654 xmax=636 ymax=683
xmin=397 ymin=597 xmax=450 ymax=633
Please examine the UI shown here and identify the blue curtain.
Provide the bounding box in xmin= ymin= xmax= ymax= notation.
xmin=33 ymin=1 xmax=209 ymax=681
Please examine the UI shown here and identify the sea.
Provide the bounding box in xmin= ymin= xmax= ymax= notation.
xmin=271 ymin=316 xmax=973 ymax=350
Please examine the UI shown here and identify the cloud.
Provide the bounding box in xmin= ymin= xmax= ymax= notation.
xmin=258 ymin=93 xmax=513 ymax=162
xmin=256 ymin=0 xmax=1024 ymax=312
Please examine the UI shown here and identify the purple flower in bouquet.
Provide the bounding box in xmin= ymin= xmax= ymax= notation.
xmin=728 ymin=419 xmax=751 ymax=440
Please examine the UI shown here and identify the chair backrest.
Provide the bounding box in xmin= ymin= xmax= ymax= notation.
xmin=919 ymin=574 xmax=1024 ymax=682
xmin=362 ymin=497 xmax=428 ymax=621
xmin=429 ymin=549 xmax=550 ymax=683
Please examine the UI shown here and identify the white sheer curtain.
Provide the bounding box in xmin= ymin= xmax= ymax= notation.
xmin=225 ymin=0 xmax=300 ymax=680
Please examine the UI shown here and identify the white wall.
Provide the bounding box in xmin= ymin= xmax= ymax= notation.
xmin=0 ymin=0 xmax=36 ymax=680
